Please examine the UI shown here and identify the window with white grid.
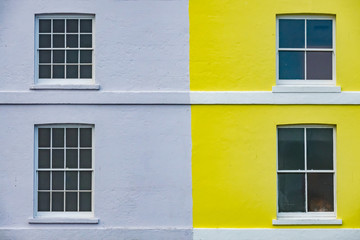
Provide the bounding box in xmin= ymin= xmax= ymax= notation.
xmin=35 ymin=125 xmax=93 ymax=217
xmin=35 ymin=15 xmax=94 ymax=84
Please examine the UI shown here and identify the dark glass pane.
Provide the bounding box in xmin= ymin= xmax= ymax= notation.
xmin=278 ymin=173 xmax=305 ymax=212
xmin=38 ymin=128 xmax=50 ymax=147
xmin=66 ymin=172 xmax=78 ymax=190
xmin=307 ymin=128 xmax=333 ymax=170
xmin=80 ymin=128 xmax=92 ymax=147
xmin=52 ymin=128 xmax=64 ymax=147
xmin=306 ymin=51 xmax=332 ymax=80
xmin=53 ymin=19 xmax=65 ymax=33
xmin=66 ymin=128 xmax=78 ymax=147
xmin=279 ymin=19 xmax=305 ymax=48
xmin=80 ymin=20 xmax=92 ymax=33
xmin=39 ymin=65 xmax=51 ymax=78
xmin=79 ymin=192 xmax=91 ymax=211
xmin=53 ymin=34 xmax=65 ymax=48
xmin=66 ymin=192 xmax=77 ymax=211
xmin=66 ymin=65 xmax=78 ymax=78
xmin=279 ymin=51 xmax=305 ymax=80
xmin=80 ymin=65 xmax=92 ymax=78
xmin=80 ymin=50 xmax=92 ymax=63
xmin=66 ymin=35 xmax=78 ymax=48
xmin=38 ymin=171 xmax=50 ymax=190
xmin=67 ymin=50 xmax=78 ymax=63
xmin=53 ymin=65 xmax=65 ymax=78
xmin=66 ymin=149 xmax=78 ymax=168
xmin=52 ymin=192 xmax=64 ymax=211
xmin=80 ymin=171 xmax=91 ymax=190
xmin=53 ymin=50 xmax=65 ymax=63
xmin=52 ymin=171 xmax=64 ymax=190
xmin=39 ymin=20 xmax=51 ymax=33
xmin=39 ymin=149 xmax=50 ymax=168
xmin=38 ymin=192 xmax=50 ymax=211
xmin=52 ymin=149 xmax=64 ymax=168
xmin=39 ymin=35 xmax=51 ymax=48
xmin=67 ymin=19 xmax=78 ymax=33
xmin=80 ymin=149 xmax=92 ymax=168
xmin=80 ymin=35 xmax=92 ymax=48
xmin=39 ymin=50 xmax=51 ymax=63
xmin=308 ymin=173 xmax=334 ymax=212
xmin=278 ymin=128 xmax=304 ymax=170
xmin=307 ymin=20 xmax=332 ymax=48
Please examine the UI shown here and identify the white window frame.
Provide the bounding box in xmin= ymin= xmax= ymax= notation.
xmin=34 ymin=124 xmax=95 ymax=219
xmin=276 ymin=125 xmax=337 ymax=221
xmin=35 ymin=14 xmax=95 ymax=85
xmin=276 ymin=15 xmax=336 ymax=86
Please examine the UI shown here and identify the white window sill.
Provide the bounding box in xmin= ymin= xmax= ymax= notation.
xmin=30 ymin=84 xmax=100 ymax=90
xmin=28 ymin=217 xmax=99 ymax=224
xmin=273 ymin=218 xmax=342 ymax=225
xmin=272 ymin=86 xmax=341 ymax=93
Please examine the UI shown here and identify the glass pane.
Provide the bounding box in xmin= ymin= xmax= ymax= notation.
xmin=80 ymin=20 xmax=92 ymax=33
xmin=39 ymin=65 xmax=51 ymax=78
xmin=52 ymin=149 xmax=64 ymax=168
xmin=53 ymin=65 xmax=65 ymax=78
xmin=39 ymin=50 xmax=51 ymax=63
xmin=279 ymin=51 xmax=305 ymax=80
xmin=66 ymin=50 xmax=78 ymax=63
xmin=307 ymin=20 xmax=332 ymax=48
xmin=38 ymin=171 xmax=50 ymax=190
xmin=278 ymin=173 xmax=305 ymax=212
xmin=306 ymin=51 xmax=332 ymax=80
xmin=80 ymin=50 xmax=92 ymax=63
xmin=53 ymin=19 xmax=65 ymax=33
xmin=80 ymin=128 xmax=92 ymax=147
xmin=80 ymin=65 xmax=92 ymax=78
xmin=279 ymin=19 xmax=305 ymax=48
xmin=39 ymin=35 xmax=51 ymax=48
xmin=80 ymin=149 xmax=92 ymax=168
xmin=53 ymin=34 xmax=65 ymax=48
xmin=53 ymin=50 xmax=65 ymax=63
xmin=66 ymin=35 xmax=78 ymax=48
xmin=66 ymin=172 xmax=78 ymax=190
xmin=66 ymin=149 xmax=78 ymax=168
xmin=67 ymin=19 xmax=78 ymax=33
xmin=79 ymin=192 xmax=91 ymax=211
xmin=80 ymin=171 xmax=91 ymax=190
xmin=80 ymin=35 xmax=92 ymax=48
xmin=278 ymin=128 xmax=304 ymax=170
xmin=39 ymin=20 xmax=51 ymax=33
xmin=307 ymin=128 xmax=333 ymax=170
xmin=66 ymin=192 xmax=78 ymax=211
xmin=38 ymin=128 xmax=50 ymax=147
xmin=38 ymin=192 xmax=50 ymax=211
xmin=52 ymin=171 xmax=64 ymax=190
xmin=39 ymin=149 xmax=50 ymax=168
xmin=52 ymin=192 xmax=64 ymax=211
xmin=308 ymin=173 xmax=334 ymax=212
xmin=66 ymin=65 xmax=78 ymax=78
xmin=66 ymin=128 xmax=78 ymax=147
xmin=52 ymin=128 xmax=64 ymax=147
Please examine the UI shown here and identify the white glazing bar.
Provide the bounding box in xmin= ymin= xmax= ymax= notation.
xmin=304 ymin=128 xmax=308 ymax=212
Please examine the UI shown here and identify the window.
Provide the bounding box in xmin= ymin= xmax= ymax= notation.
xmin=35 ymin=125 xmax=93 ymax=218
xmin=277 ymin=16 xmax=335 ymax=85
xmin=35 ymin=15 xmax=94 ymax=85
xmin=277 ymin=126 xmax=336 ymax=220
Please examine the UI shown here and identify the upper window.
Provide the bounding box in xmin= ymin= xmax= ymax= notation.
xmin=35 ymin=15 xmax=94 ymax=85
xmin=277 ymin=16 xmax=335 ymax=85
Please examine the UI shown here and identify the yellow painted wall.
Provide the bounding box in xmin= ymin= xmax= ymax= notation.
xmin=190 ymin=0 xmax=360 ymax=91
xmin=192 ymin=105 xmax=360 ymax=228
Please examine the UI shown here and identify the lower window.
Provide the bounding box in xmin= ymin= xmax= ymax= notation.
xmin=35 ymin=125 xmax=93 ymax=217
xmin=277 ymin=125 xmax=335 ymax=218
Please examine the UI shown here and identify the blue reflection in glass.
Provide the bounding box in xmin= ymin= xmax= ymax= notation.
xmin=279 ymin=19 xmax=305 ymax=48
xmin=279 ymin=51 xmax=305 ymax=79
xmin=307 ymin=20 xmax=332 ymax=48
